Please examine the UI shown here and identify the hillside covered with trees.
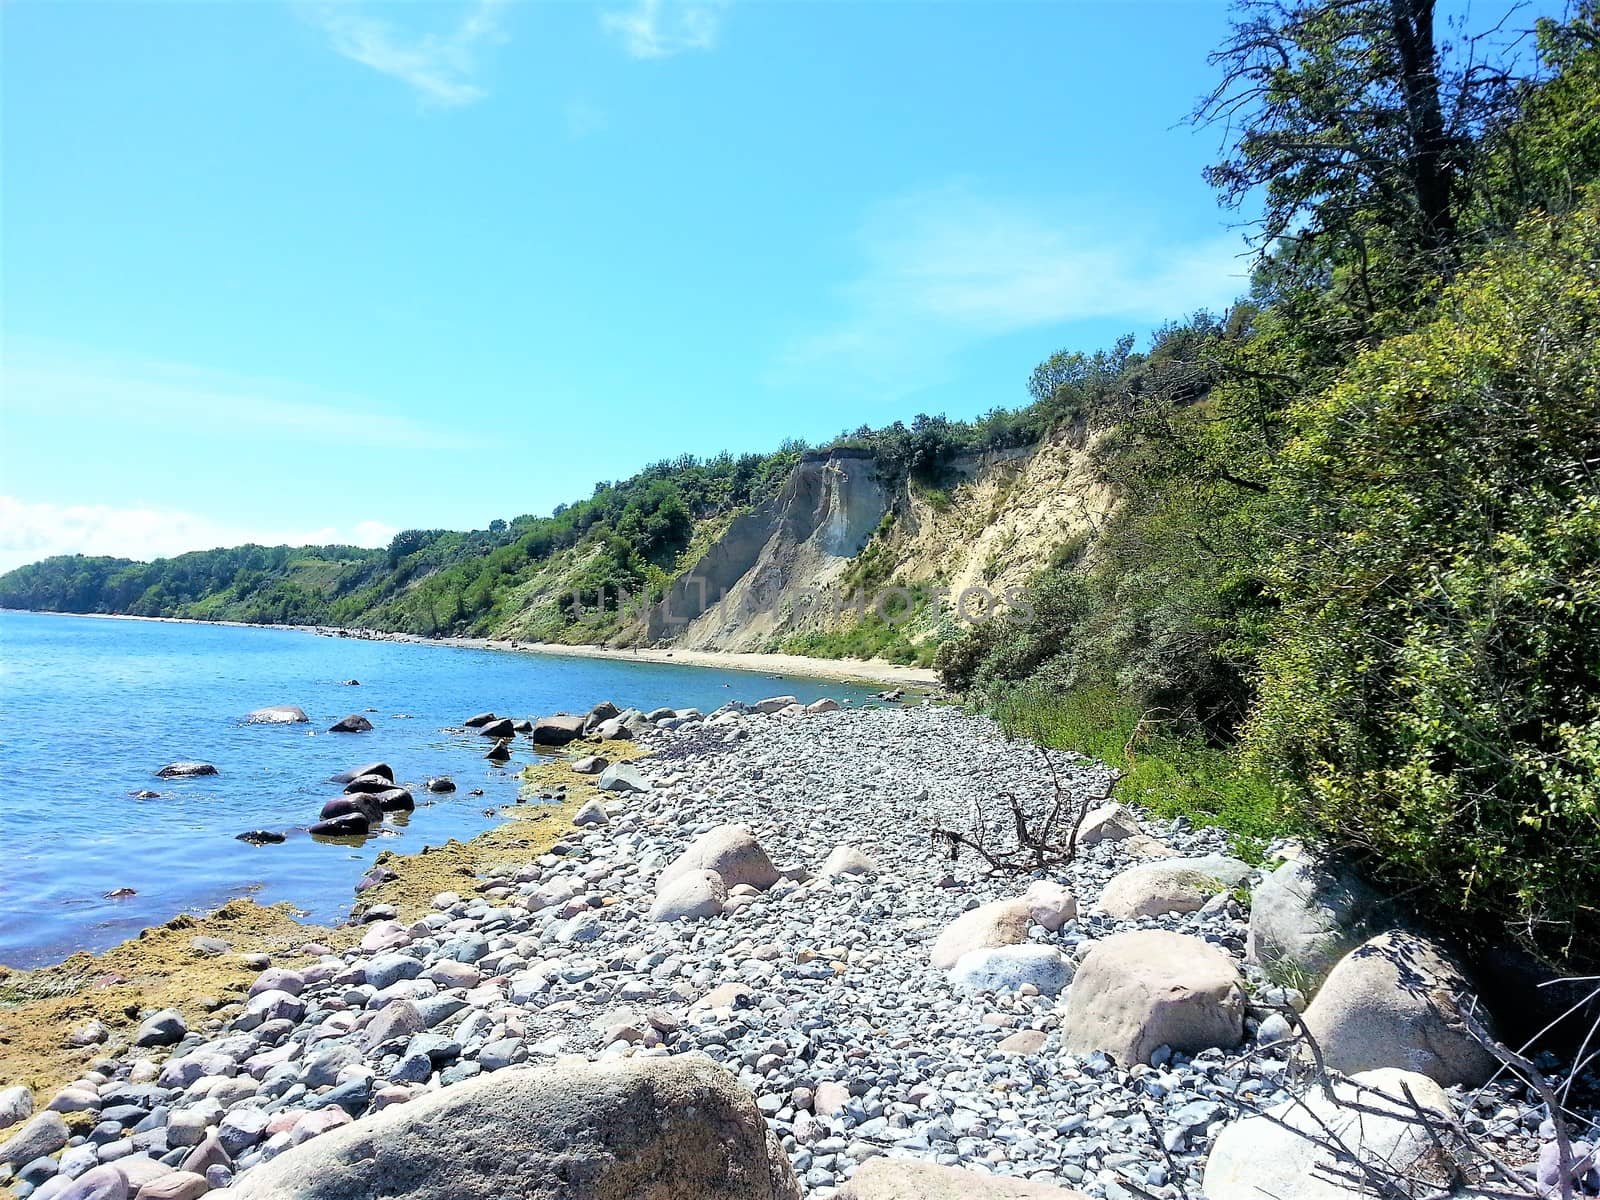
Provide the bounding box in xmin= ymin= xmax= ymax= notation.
xmin=5 ymin=0 xmax=1597 ymax=972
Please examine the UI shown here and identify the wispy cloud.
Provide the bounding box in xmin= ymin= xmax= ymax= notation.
xmin=601 ymin=0 xmax=725 ymax=59
xmin=309 ymin=0 xmax=508 ymax=108
xmin=3 ymin=343 xmax=487 ymax=453
xmin=0 ymin=496 xmax=399 ymax=574
xmin=777 ymin=183 xmax=1250 ymax=398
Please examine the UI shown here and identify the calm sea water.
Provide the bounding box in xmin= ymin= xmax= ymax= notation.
xmin=0 ymin=611 xmax=879 ymax=968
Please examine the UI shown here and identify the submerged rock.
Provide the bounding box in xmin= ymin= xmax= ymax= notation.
xmin=330 ymin=762 xmax=393 ymax=785
xmin=155 ymin=762 xmax=217 ymax=778
xmin=310 ymin=813 xmax=371 ymax=837
xmin=328 ymin=714 xmax=373 ymax=733
xmin=424 ymin=777 xmax=456 ymax=793
xmin=532 ymin=714 xmax=587 ymax=745
xmin=235 ymin=828 xmax=286 ymax=845
xmin=245 ymin=705 xmax=309 ymax=725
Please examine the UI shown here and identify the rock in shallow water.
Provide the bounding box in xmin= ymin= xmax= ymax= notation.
xmin=155 ymin=762 xmax=217 ymax=778
xmin=245 ymin=705 xmax=308 ymax=725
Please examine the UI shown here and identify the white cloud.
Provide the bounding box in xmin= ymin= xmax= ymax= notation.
xmin=2 ymin=343 xmax=486 ymax=453
xmin=601 ymin=0 xmax=725 ymax=59
xmin=309 ymin=0 xmax=508 ymax=108
xmin=777 ymin=183 xmax=1251 ymax=397
xmin=0 ymin=496 xmax=398 ymax=574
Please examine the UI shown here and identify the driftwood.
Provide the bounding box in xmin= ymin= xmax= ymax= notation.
xmin=931 ymin=748 xmax=1114 ymax=874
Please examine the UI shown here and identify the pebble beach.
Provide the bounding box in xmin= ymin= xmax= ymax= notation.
xmin=0 ymin=701 xmax=1589 ymax=1199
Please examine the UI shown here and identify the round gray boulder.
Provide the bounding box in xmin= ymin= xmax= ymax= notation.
xmin=1299 ymin=930 xmax=1497 ymax=1086
xmin=223 ymin=1056 xmax=800 ymax=1200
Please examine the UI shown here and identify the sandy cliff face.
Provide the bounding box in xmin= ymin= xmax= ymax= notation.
xmin=643 ymin=449 xmax=891 ymax=648
xmin=640 ymin=429 xmax=1112 ymax=653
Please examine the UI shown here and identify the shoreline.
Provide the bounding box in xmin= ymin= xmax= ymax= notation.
xmin=0 ymin=702 xmax=1564 ymax=1197
xmin=7 ymin=609 xmax=940 ymax=688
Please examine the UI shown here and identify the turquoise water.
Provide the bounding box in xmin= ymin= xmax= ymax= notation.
xmin=0 ymin=611 xmax=879 ymax=968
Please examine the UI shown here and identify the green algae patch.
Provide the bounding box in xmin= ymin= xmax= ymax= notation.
xmin=0 ymin=899 xmax=352 ymax=1099
xmin=349 ymin=740 xmax=647 ymax=923
xmin=352 ymin=808 xmax=578 ymax=924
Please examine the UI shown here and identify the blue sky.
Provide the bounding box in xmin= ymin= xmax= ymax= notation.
xmin=2 ymin=0 xmax=1258 ymax=571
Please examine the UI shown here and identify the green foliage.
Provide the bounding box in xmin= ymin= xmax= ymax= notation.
xmin=0 ymin=446 xmax=808 ymax=638
xmin=1245 ymin=198 xmax=1600 ymax=963
xmin=993 ymin=684 xmax=1281 ymax=853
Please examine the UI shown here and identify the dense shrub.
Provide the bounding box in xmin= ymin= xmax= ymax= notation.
xmin=1246 ymin=199 xmax=1600 ymax=963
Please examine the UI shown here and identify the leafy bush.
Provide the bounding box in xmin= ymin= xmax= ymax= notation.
xmin=1246 ymin=199 xmax=1600 ymax=964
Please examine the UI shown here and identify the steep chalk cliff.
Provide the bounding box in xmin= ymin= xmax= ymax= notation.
xmin=638 ymin=429 xmax=1112 ymax=652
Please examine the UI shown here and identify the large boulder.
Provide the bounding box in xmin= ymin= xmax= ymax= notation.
xmin=478 ymin=718 xmax=517 ymax=739
xmin=246 ymin=705 xmax=309 ymax=725
xmin=753 ymin=695 xmax=799 ymax=714
xmin=1248 ymin=856 xmax=1386 ymax=993
xmin=342 ymin=774 xmax=396 ymax=794
xmin=929 ymin=900 xmax=1031 ymax=969
xmin=590 ymin=717 xmax=635 ymax=741
xmin=1299 ymin=931 xmax=1496 ymax=1086
xmin=330 ymin=762 xmax=393 ymax=785
xmin=224 ymin=1057 xmax=799 ymax=1200
xmin=1203 ymin=1068 xmax=1456 ymax=1200
xmin=658 ymin=826 xmax=779 ymax=893
xmin=1097 ymin=855 xmax=1251 ymax=920
xmin=0 ymin=1085 xmax=34 ymax=1131
xmin=57 ymin=1164 xmax=131 ymax=1199
xmin=310 ymin=813 xmax=370 ymax=837
xmin=370 ymin=787 xmax=415 ymax=812
xmin=321 ymin=794 xmax=381 ymax=824
xmin=462 ymin=712 xmax=498 ymax=728
xmin=583 ymin=701 xmax=622 ymax=732
xmin=1062 ymin=930 xmax=1245 ymax=1065
xmin=155 ymin=762 xmax=217 ymax=778
xmin=133 ymin=1008 xmax=188 ymax=1047
xmin=532 ymin=714 xmax=587 ymax=746
xmin=0 ymin=1111 xmax=69 ymax=1167
xmin=649 ymin=869 xmax=729 ymax=923
xmin=598 ymin=762 xmax=648 ymax=793
xmin=329 ymin=714 xmax=373 ymax=733
xmin=841 ymin=1159 xmax=1090 ymax=1198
